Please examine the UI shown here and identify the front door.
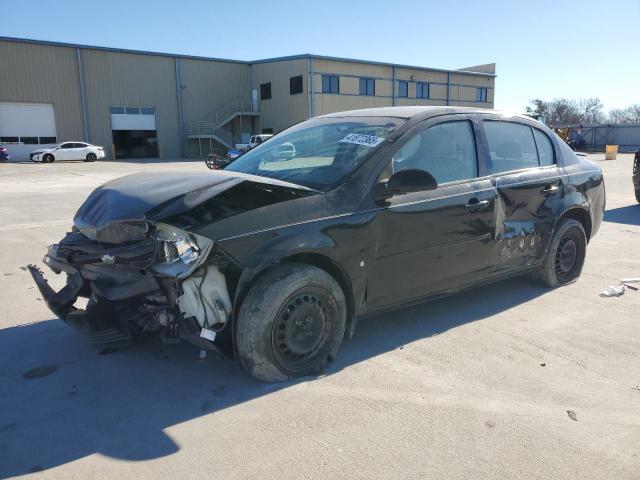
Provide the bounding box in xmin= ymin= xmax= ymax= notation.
xmin=367 ymin=118 xmax=497 ymax=311
xmin=56 ymin=142 xmax=75 ymax=160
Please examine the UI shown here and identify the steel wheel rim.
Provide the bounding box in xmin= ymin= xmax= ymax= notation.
xmin=555 ymin=232 xmax=580 ymax=282
xmin=271 ymin=286 xmax=336 ymax=373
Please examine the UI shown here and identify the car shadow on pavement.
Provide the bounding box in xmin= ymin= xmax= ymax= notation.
xmin=604 ymin=205 xmax=640 ymax=226
xmin=0 ymin=276 xmax=548 ymax=478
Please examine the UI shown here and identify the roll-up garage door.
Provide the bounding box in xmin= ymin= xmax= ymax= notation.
xmin=0 ymin=102 xmax=57 ymax=160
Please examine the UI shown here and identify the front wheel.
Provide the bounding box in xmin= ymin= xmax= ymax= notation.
xmin=530 ymin=218 xmax=587 ymax=287
xmin=236 ymin=263 xmax=347 ymax=382
xmin=43 ymin=154 xmax=54 ymax=163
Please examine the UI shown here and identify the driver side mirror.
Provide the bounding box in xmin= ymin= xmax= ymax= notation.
xmin=374 ymin=169 xmax=437 ymax=202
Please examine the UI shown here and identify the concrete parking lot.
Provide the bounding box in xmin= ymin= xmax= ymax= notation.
xmin=1 ymin=155 xmax=639 ymax=479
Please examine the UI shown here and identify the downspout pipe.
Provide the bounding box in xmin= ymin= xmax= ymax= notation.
xmin=174 ymin=57 xmax=186 ymax=158
xmin=75 ymin=48 xmax=89 ymax=143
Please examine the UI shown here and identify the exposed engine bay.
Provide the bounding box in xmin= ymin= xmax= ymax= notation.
xmin=29 ymin=222 xmax=232 ymax=350
xmin=28 ymin=170 xmax=315 ymax=353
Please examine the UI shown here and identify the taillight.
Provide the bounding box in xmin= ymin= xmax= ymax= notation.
xmin=0 ymin=148 xmax=6 ymax=153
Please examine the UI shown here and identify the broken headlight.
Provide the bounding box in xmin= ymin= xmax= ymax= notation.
xmin=155 ymin=223 xmax=201 ymax=265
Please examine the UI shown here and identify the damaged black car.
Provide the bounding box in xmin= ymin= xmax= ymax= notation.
xmin=30 ymin=107 xmax=605 ymax=382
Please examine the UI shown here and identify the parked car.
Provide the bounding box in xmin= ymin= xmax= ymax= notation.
xmin=30 ymin=142 xmax=105 ymax=162
xmin=0 ymin=146 xmax=9 ymax=161
xmin=234 ymin=134 xmax=273 ymax=152
xmin=634 ymin=147 xmax=640 ymax=203
xmin=29 ymin=107 xmax=605 ymax=382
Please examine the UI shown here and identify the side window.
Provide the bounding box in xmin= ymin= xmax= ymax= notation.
xmin=392 ymin=121 xmax=478 ymax=184
xmin=484 ymin=121 xmax=539 ymax=174
xmin=60 ymin=143 xmax=74 ymax=149
xmin=533 ymin=129 xmax=554 ymax=166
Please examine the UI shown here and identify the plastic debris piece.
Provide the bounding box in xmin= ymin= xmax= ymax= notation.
xmin=567 ymin=410 xmax=577 ymax=421
xmin=623 ymin=284 xmax=639 ymax=291
xmin=600 ymin=285 xmax=626 ymax=297
xmin=620 ymin=278 xmax=640 ymax=284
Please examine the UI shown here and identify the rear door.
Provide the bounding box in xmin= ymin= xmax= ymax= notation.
xmin=75 ymin=143 xmax=90 ymax=159
xmin=367 ymin=116 xmax=498 ymax=310
xmin=480 ymin=119 xmax=565 ymax=273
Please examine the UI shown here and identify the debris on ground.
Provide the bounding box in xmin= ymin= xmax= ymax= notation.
xmin=567 ymin=410 xmax=578 ymax=421
xmin=601 ymin=277 xmax=640 ymax=297
xmin=600 ymin=285 xmax=626 ymax=297
xmin=540 ymin=363 xmax=546 ymax=367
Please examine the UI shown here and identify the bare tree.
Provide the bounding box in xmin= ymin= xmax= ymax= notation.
xmin=525 ymin=98 xmax=605 ymax=126
xmin=608 ymin=104 xmax=640 ymax=123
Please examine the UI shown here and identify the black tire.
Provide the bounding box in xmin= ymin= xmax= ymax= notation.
xmin=43 ymin=153 xmax=54 ymax=163
xmin=236 ymin=263 xmax=347 ymax=382
xmin=85 ymin=153 xmax=97 ymax=162
xmin=530 ymin=218 xmax=587 ymax=287
xmin=635 ymin=188 xmax=640 ymax=204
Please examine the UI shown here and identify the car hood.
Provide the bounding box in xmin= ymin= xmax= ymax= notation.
xmin=31 ymin=148 xmax=53 ymax=154
xmin=73 ymin=170 xmax=315 ymax=239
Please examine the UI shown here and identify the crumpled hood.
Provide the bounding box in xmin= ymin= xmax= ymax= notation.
xmin=74 ymin=170 xmax=313 ymax=231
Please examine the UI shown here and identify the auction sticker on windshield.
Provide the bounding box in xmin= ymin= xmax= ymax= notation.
xmin=339 ymin=133 xmax=385 ymax=148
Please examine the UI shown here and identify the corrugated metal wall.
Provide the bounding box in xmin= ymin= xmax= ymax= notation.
xmin=81 ymin=49 xmax=180 ymax=159
xmin=568 ymin=124 xmax=640 ymax=152
xmin=310 ymin=58 xmax=495 ymax=116
xmin=0 ymin=40 xmax=84 ymax=142
xmin=179 ymin=58 xmax=249 ymax=125
xmin=251 ymin=59 xmax=309 ymax=133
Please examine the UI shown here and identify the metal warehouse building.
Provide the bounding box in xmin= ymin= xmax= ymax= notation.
xmin=0 ymin=37 xmax=496 ymax=160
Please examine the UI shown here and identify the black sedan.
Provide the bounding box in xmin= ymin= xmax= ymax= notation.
xmin=30 ymin=107 xmax=605 ymax=382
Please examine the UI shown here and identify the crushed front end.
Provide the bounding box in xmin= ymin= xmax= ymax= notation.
xmin=29 ymin=221 xmax=232 ymax=349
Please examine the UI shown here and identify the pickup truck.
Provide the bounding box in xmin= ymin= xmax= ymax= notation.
xmin=234 ymin=134 xmax=273 ymax=152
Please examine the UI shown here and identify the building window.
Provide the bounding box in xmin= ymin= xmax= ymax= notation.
xmin=260 ymin=82 xmax=272 ymax=100
xmin=398 ymin=80 xmax=408 ymax=98
xmin=476 ymin=87 xmax=488 ymax=102
xmin=359 ymin=78 xmax=375 ymax=96
xmin=262 ymin=127 xmax=274 ymax=134
xmin=322 ymin=74 xmax=339 ymax=94
xmin=290 ymin=75 xmax=303 ymax=95
xmin=416 ymin=82 xmax=429 ymax=99
xmin=111 ymin=106 xmax=155 ymax=115
xmin=39 ymin=136 xmax=57 ymax=144
xmin=0 ymin=137 xmax=19 ymax=143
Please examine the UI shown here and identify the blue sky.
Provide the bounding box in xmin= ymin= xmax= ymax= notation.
xmin=2 ymin=0 xmax=638 ymax=113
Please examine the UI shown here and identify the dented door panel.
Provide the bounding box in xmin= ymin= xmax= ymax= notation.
xmin=491 ymin=167 xmax=566 ymax=272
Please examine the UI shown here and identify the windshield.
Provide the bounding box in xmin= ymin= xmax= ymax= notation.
xmin=225 ymin=116 xmax=405 ymax=190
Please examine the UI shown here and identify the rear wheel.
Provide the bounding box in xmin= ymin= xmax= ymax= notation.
xmin=236 ymin=263 xmax=347 ymax=382
xmin=530 ymin=218 xmax=587 ymax=287
xmin=43 ymin=154 xmax=54 ymax=163
xmin=635 ymin=188 xmax=640 ymax=204
xmin=85 ymin=153 xmax=97 ymax=162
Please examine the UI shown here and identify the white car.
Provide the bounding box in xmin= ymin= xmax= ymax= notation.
xmin=30 ymin=142 xmax=105 ymax=163
xmin=234 ymin=134 xmax=273 ymax=152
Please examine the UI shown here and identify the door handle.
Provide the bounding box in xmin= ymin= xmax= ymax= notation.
xmin=542 ymin=184 xmax=560 ymax=195
xmin=465 ymin=198 xmax=490 ymax=212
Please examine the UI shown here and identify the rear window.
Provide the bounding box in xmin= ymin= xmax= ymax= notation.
xmin=484 ymin=121 xmax=540 ymax=174
xmin=533 ymin=129 xmax=554 ymax=167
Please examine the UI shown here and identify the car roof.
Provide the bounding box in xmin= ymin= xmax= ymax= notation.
xmin=317 ymin=106 xmax=525 ymax=121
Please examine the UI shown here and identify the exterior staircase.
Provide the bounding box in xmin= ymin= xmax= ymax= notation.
xmin=187 ymin=98 xmax=259 ymax=150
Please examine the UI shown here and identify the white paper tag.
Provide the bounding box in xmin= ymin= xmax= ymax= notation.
xmin=339 ymin=133 xmax=385 ymax=148
xmin=200 ymin=328 xmax=216 ymax=342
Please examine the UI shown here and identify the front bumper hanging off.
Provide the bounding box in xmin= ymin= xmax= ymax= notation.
xmin=28 ymin=265 xmax=165 ymax=346
xmin=28 ymin=225 xmax=232 ymax=349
